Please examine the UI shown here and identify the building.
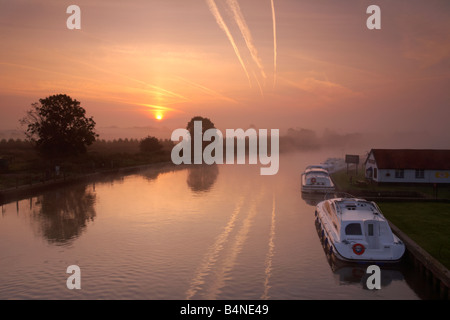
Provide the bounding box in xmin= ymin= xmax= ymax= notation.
xmin=365 ymin=149 xmax=450 ymax=184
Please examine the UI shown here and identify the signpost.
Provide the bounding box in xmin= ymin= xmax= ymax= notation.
xmin=345 ymin=154 xmax=360 ymax=175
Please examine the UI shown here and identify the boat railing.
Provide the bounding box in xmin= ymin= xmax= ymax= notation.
xmin=370 ymin=201 xmax=385 ymax=216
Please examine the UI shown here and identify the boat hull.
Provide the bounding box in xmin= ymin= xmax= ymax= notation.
xmin=301 ymin=185 xmax=335 ymax=194
xmin=301 ymin=172 xmax=335 ymax=194
xmin=314 ymin=219 xmax=403 ymax=265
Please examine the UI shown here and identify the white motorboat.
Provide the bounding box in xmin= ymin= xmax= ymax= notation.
xmin=301 ymin=166 xmax=335 ymax=193
xmin=315 ymin=198 xmax=405 ymax=263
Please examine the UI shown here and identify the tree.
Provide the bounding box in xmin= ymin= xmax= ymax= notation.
xmin=20 ymin=94 xmax=98 ymax=157
xmin=139 ymin=136 xmax=163 ymax=154
xmin=186 ymin=116 xmax=215 ymax=137
xmin=185 ymin=116 xmax=217 ymax=163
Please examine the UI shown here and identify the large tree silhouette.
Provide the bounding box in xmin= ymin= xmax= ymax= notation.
xmin=21 ymin=94 xmax=98 ymax=157
xmin=185 ymin=116 xmax=217 ymax=163
xmin=186 ymin=116 xmax=215 ymax=137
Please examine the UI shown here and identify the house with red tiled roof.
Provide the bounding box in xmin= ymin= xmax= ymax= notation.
xmin=364 ymin=149 xmax=450 ymax=183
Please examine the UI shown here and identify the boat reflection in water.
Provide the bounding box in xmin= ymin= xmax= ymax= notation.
xmin=301 ymin=192 xmax=327 ymax=206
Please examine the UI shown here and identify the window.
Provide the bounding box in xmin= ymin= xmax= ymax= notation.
xmin=395 ymin=169 xmax=404 ymax=179
xmin=366 ymin=167 xmax=373 ymax=178
xmin=368 ymin=224 xmax=374 ymax=236
xmin=374 ymin=168 xmax=378 ymax=179
xmin=415 ymin=169 xmax=425 ymax=179
xmin=345 ymin=223 xmax=362 ymax=235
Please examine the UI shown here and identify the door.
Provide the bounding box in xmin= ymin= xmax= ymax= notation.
xmin=365 ymin=221 xmax=379 ymax=249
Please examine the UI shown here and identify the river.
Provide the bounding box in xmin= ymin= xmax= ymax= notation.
xmin=0 ymin=150 xmax=439 ymax=299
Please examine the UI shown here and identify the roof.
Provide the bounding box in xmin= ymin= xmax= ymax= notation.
xmin=304 ymin=171 xmax=330 ymax=177
xmin=367 ymin=149 xmax=450 ymax=170
xmin=305 ymin=165 xmax=327 ymax=171
xmin=323 ymin=198 xmax=384 ymax=222
xmin=304 ymin=168 xmax=329 ymax=174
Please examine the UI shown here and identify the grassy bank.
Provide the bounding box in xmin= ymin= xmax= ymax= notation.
xmin=329 ymin=168 xmax=450 ymax=269
xmin=0 ymin=139 xmax=174 ymax=190
xmin=331 ymin=168 xmax=450 ymax=199
xmin=377 ymin=202 xmax=450 ymax=270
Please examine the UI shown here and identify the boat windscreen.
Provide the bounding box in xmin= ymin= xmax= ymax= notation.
xmin=345 ymin=223 xmax=362 ymax=235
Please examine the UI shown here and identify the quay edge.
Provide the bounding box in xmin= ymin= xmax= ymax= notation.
xmin=389 ymin=222 xmax=450 ymax=300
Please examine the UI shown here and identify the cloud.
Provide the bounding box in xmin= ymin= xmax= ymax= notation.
xmin=173 ymin=76 xmax=239 ymax=104
xmin=399 ymin=6 xmax=450 ymax=69
xmin=280 ymin=76 xmax=361 ymax=104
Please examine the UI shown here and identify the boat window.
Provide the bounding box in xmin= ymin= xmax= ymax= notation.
xmin=368 ymin=224 xmax=374 ymax=236
xmin=345 ymin=223 xmax=362 ymax=235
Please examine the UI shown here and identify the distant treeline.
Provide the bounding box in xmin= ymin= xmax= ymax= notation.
xmin=0 ymin=137 xmax=175 ymax=178
xmin=280 ymin=128 xmax=364 ymax=152
xmin=0 ymin=138 xmax=33 ymax=150
xmin=0 ymin=138 xmax=174 ymax=153
xmin=88 ymin=138 xmax=175 ymax=154
xmin=0 ymin=128 xmax=364 ymax=155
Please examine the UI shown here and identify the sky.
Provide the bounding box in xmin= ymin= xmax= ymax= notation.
xmin=1 ymin=0 xmax=449 ymax=147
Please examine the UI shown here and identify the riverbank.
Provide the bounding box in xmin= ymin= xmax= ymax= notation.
xmin=377 ymin=202 xmax=450 ymax=268
xmin=388 ymin=220 xmax=450 ymax=299
xmin=331 ymin=169 xmax=450 ymax=264
xmin=0 ymin=138 xmax=175 ymax=190
xmin=330 ymin=168 xmax=450 ymax=298
xmin=0 ymin=160 xmax=181 ymax=205
xmin=331 ymin=168 xmax=450 ymax=200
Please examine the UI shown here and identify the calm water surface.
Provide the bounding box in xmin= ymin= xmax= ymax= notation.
xmin=0 ymin=151 xmax=437 ymax=299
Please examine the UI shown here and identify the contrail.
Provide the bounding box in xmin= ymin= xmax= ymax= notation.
xmin=185 ymin=196 xmax=245 ymax=300
xmin=226 ymin=0 xmax=266 ymax=80
xmin=206 ymin=0 xmax=251 ymax=84
xmin=270 ymin=0 xmax=277 ymax=87
xmin=173 ymin=76 xmax=239 ymax=104
xmin=49 ymin=48 xmax=190 ymax=102
xmin=139 ymin=104 xmax=179 ymax=112
xmin=0 ymin=62 xmax=187 ymax=108
xmin=206 ymin=186 xmax=266 ymax=299
xmin=261 ymin=193 xmax=276 ymax=300
xmin=252 ymin=70 xmax=264 ymax=97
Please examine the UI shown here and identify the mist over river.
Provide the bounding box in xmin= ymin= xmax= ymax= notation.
xmin=0 ymin=151 xmax=438 ymax=299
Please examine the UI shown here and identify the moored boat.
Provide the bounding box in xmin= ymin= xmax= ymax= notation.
xmin=315 ymin=197 xmax=405 ymax=263
xmin=301 ymin=166 xmax=335 ymax=193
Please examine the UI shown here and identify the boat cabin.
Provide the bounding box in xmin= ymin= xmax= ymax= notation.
xmin=323 ymin=199 xmax=394 ymax=246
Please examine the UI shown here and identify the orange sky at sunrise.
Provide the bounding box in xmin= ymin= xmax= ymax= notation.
xmin=1 ymin=0 xmax=449 ymax=147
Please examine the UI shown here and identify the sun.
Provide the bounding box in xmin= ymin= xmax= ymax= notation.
xmin=155 ymin=113 xmax=163 ymax=120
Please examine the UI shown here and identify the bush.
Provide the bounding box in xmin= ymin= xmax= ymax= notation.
xmin=139 ymin=136 xmax=163 ymax=154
